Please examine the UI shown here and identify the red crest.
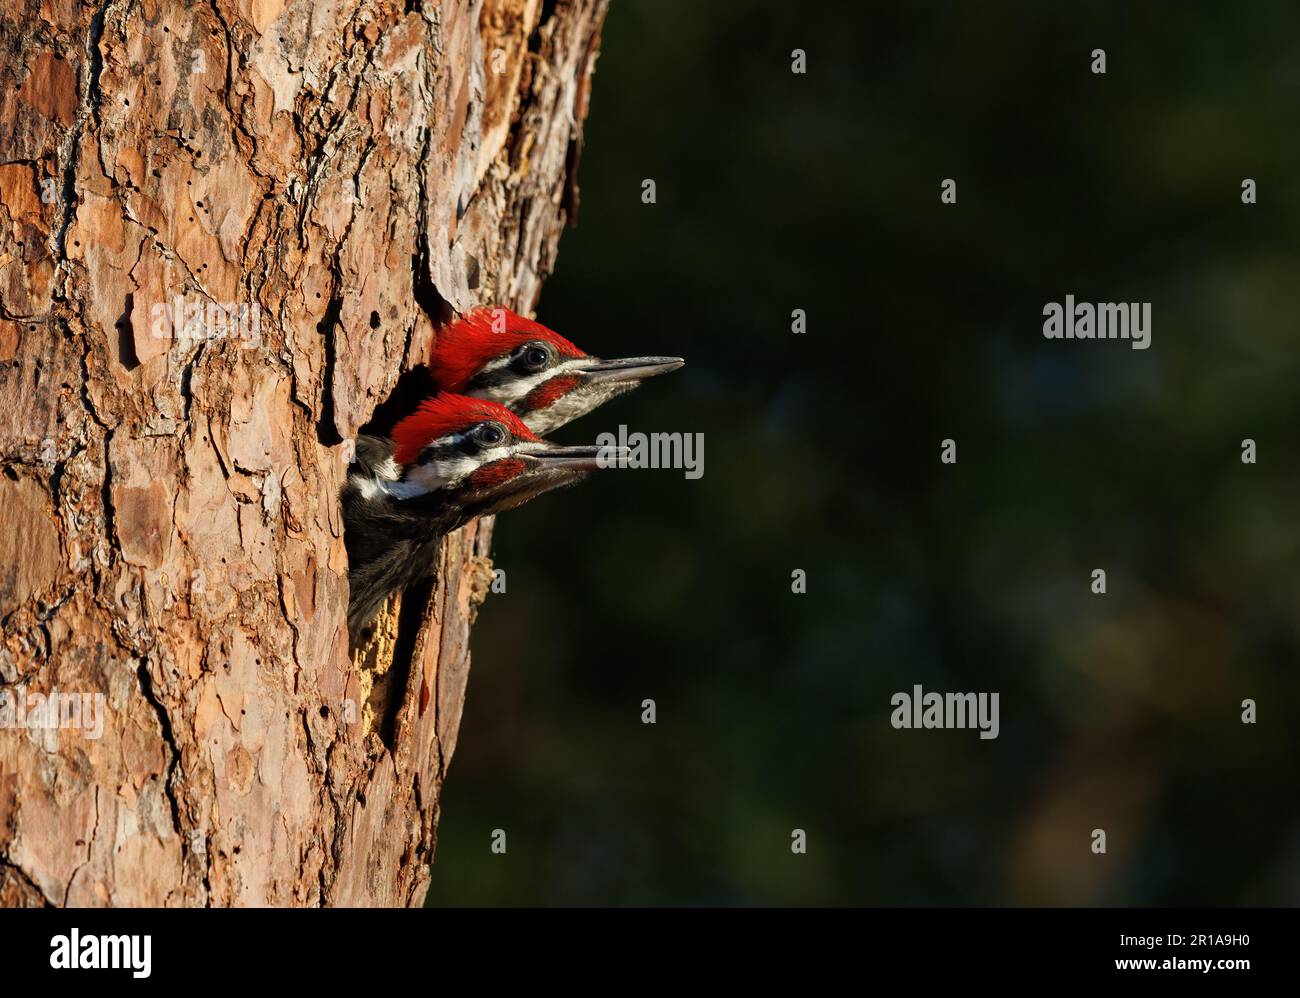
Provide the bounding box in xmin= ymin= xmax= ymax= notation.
xmin=391 ymin=393 xmax=538 ymax=465
xmin=429 ymin=307 xmax=586 ymax=391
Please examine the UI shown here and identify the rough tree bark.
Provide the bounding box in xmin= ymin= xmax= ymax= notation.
xmin=0 ymin=0 xmax=607 ymax=907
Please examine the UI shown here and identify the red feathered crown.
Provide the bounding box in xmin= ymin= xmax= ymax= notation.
xmin=391 ymin=393 xmax=539 ymax=465
xmin=429 ymin=307 xmax=586 ymax=391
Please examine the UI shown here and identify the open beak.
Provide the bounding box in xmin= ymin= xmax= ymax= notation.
xmin=579 ymin=356 xmax=685 ymax=385
xmin=519 ymin=442 xmax=631 ymax=472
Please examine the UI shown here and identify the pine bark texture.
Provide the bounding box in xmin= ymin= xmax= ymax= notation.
xmin=0 ymin=0 xmax=607 ymax=907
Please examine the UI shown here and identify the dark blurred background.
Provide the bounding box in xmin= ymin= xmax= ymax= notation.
xmin=426 ymin=0 xmax=1300 ymax=905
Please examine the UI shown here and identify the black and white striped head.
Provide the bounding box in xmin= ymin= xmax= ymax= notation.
xmin=350 ymin=393 xmax=622 ymax=514
xmin=430 ymin=308 xmax=684 ymax=435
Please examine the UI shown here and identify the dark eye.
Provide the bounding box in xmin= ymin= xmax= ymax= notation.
xmin=521 ymin=343 xmax=551 ymax=370
xmin=474 ymin=423 xmax=505 ymax=446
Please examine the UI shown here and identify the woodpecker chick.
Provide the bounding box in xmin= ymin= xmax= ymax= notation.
xmin=343 ymin=393 xmax=624 ymax=634
xmin=430 ymin=307 xmax=684 ymax=435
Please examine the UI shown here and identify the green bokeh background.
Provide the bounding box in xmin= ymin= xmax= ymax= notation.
xmin=426 ymin=1 xmax=1300 ymax=905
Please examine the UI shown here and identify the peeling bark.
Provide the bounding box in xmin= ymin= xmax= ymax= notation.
xmin=0 ymin=0 xmax=607 ymax=907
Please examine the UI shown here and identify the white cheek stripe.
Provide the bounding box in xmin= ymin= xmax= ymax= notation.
xmin=351 ymin=472 xmax=432 ymax=500
xmin=349 ymin=474 xmax=385 ymax=500
xmin=383 ymin=441 xmax=517 ymax=499
xmin=467 ymin=358 xmax=588 ymax=405
xmin=354 ymin=431 xmax=518 ymax=501
xmin=479 ymin=354 xmax=514 ymax=374
xmin=348 ymin=456 xmax=405 ymax=498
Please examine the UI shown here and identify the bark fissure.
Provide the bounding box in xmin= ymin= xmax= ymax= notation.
xmin=135 ymin=659 xmax=184 ymax=840
xmin=0 ymin=858 xmax=55 ymax=907
xmin=315 ymin=291 xmax=344 ymax=447
xmin=53 ymin=1 xmax=111 ymax=255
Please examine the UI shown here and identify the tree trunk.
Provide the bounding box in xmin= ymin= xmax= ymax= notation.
xmin=0 ymin=0 xmax=607 ymax=907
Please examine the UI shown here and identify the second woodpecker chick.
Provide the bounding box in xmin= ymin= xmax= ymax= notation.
xmin=430 ymin=307 xmax=684 ymax=435
xmin=343 ymin=393 xmax=623 ymax=635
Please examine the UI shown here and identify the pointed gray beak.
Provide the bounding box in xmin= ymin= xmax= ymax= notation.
xmin=579 ymin=356 xmax=685 ymax=385
xmin=520 ymin=442 xmax=630 ymax=472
